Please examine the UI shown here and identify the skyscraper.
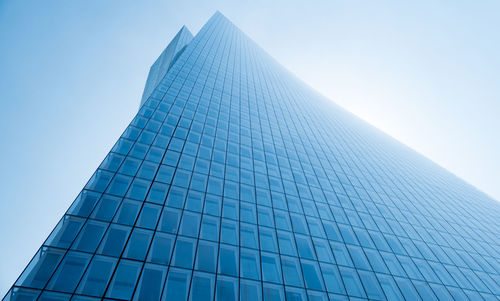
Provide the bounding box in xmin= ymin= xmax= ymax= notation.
xmin=4 ymin=11 xmax=499 ymax=300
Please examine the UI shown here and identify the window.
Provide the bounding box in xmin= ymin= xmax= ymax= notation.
xmin=189 ymin=272 xmax=215 ymax=301
xmin=219 ymin=245 xmax=238 ymax=276
xmin=162 ymin=268 xmax=191 ymax=300
xmin=195 ymin=240 xmax=217 ymax=273
xmin=221 ymin=219 xmax=238 ymax=245
xmin=114 ymin=199 xmax=141 ymax=225
xmin=16 ymin=247 xmax=65 ymax=289
xmin=172 ymin=236 xmax=196 ymax=269
xmin=339 ymin=266 xmax=365 ymax=298
xmin=68 ymin=190 xmax=101 ymax=218
xmin=133 ymin=264 xmax=167 ymax=301
xmin=98 ymin=224 xmax=131 ymax=257
xmin=72 ymin=220 xmax=108 ymax=253
xmin=106 ymin=260 xmax=142 ymax=299
xmin=240 ymin=279 xmax=262 ymax=301
xmin=301 ymin=259 xmax=324 ymax=291
xmin=46 ymin=251 xmax=91 ymax=293
xmin=45 ymin=215 xmax=85 ymax=249
xmin=91 ymin=194 xmax=120 ymax=221
xmin=261 ymin=253 xmax=282 ymax=284
xmin=319 ymin=263 xmax=345 ymax=294
xmin=215 ymin=276 xmax=238 ymax=301
xmin=77 ymin=255 xmax=117 ymax=297
xmin=281 ymin=256 xmax=303 ymax=287
xmin=124 ymin=228 xmax=153 ymax=261
xmin=179 ymin=211 xmax=201 ymax=237
xmin=147 ymin=232 xmax=174 ymax=265
xmin=240 ymin=248 xmax=260 ymax=280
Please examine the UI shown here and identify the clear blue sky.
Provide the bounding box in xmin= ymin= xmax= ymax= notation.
xmin=0 ymin=0 xmax=499 ymax=295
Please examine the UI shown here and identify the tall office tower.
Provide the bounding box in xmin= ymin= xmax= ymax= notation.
xmin=5 ymin=12 xmax=500 ymax=301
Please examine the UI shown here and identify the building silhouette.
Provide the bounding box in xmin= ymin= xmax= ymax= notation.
xmin=5 ymin=12 xmax=500 ymax=301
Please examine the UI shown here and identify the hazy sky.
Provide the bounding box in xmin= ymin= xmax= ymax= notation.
xmin=0 ymin=0 xmax=499 ymax=295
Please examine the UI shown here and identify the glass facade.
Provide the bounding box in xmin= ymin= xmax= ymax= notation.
xmin=5 ymin=12 xmax=500 ymax=301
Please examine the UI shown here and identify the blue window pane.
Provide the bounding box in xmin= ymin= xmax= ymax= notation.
xmin=221 ymin=219 xmax=239 ymax=245
xmin=68 ymin=190 xmax=101 ymax=218
xmin=277 ymin=231 xmax=297 ymax=256
xmin=172 ymin=236 xmax=196 ymax=268
xmin=240 ymin=279 xmax=262 ymax=301
xmin=412 ymin=280 xmax=438 ymax=300
xmin=338 ymin=266 xmax=366 ymax=298
xmin=319 ymin=263 xmax=345 ymax=294
xmin=38 ymin=291 xmax=72 ymax=301
xmin=156 ymin=165 xmax=175 ymax=184
xmin=204 ymin=194 xmax=222 ymax=216
xmin=137 ymin=203 xmax=162 ymax=229
xmin=147 ymin=232 xmax=175 ymax=265
xmin=313 ymin=238 xmax=334 ymax=263
xmin=119 ymin=157 xmax=141 ymax=176
xmin=85 ymin=170 xmax=113 ymax=193
xmin=301 ymin=259 xmax=325 ymax=291
xmin=363 ymin=248 xmax=388 ymax=274
xmin=162 ymin=268 xmax=191 ymax=301
xmin=189 ymin=272 xmax=215 ymax=301
xmin=219 ymin=244 xmax=239 ymax=276
xmin=294 ymin=234 xmax=315 ymax=260
xmin=106 ymin=260 xmax=142 ymax=300
xmin=262 ymin=282 xmax=285 ymax=301
xmin=4 ymin=287 xmax=41 ymax=301
xmin=133 ymin=264 xmax=167 ymax=301
xmin=137 ymin=161 xmax=159 ymax=180
xmin=45 ymin=215 xmax=85 ymax=249
xmin=46 ymin=251 xmax=91 ymax=293
xmin=261 ymin=253 xmax=282 ymax=284
xmin=111 ymin=138 xmax=133 ymax=155
xmin=185 ymin=190 xmax=204 ymax=212
xmin=240 ymin=223 xmax=258 ymax=249
xmin=259 ymin=227 xmax=278 ymax=253
xmin=196 ymin=240 xmax=218 ymax=273
xmin=377 ymin=273 xmax=404 ymax=300
xmin=126 ymin=178 xmax=151 ymax=200
xmin=77 ymin=255 xmax=117 ymax=297
xmin=158 ymin=207 xmax=181 ymax=233
xmin=124 ymin=228 xmax=153 ymax=260
xmin=357 ymin=270 xmax=385 ymax=300
xmin=114 ymin=199 xmax=141 ymax=225
xmin=216 ymin=275 xmax=238 ymax=301
xmin=346 ymin=245 xmax=370 ymax=270
xmin=200 ymin=215 xmax=219 ymax=241
xmin=281 ymin=256 xmax=303 ymax=287
xmin=166 ymin=186 xmax=187 ymax=208
xmin=146 ymin=182 xmax=169 ymax=205
xmin=106 ymin=174 xmax=132 ymax=197
xmin=428 ymin=283 xmax=454 ymax=301
xmin=179 ymin=211 xmax=201 ymax=237
xmin=240 ymin=248 xmax=261 ymax=280
xmin=91 ymin=194 xmax=121 ymax=221
xmin=16 ymin=247 xmax=65 ymax=289
xmin=285 ymin=287 xmax=307 ymax=301
xmin=98 ymin=224 xmax=131 ymax=256
xmin=72 ymin=220 xmax=108 ymax=253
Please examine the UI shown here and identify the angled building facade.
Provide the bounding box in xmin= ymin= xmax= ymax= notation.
xmin=5 ymin=12 xmax=500 ymax=301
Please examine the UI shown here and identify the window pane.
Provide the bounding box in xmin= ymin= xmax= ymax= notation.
xmin=106 ymin=260 xmax=142 ymax=300
xmin=16 ymin=247 xmax=65 ymax=289
xmin=76 ymin=255 xmax=117 ymax=297
xmin=46 ymin=251 xmax=91 ymax=293
xmin=189 ymin=271 xmax=215 ymax=301
xmin=133 ymin=263 xmax=167 ymax=301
